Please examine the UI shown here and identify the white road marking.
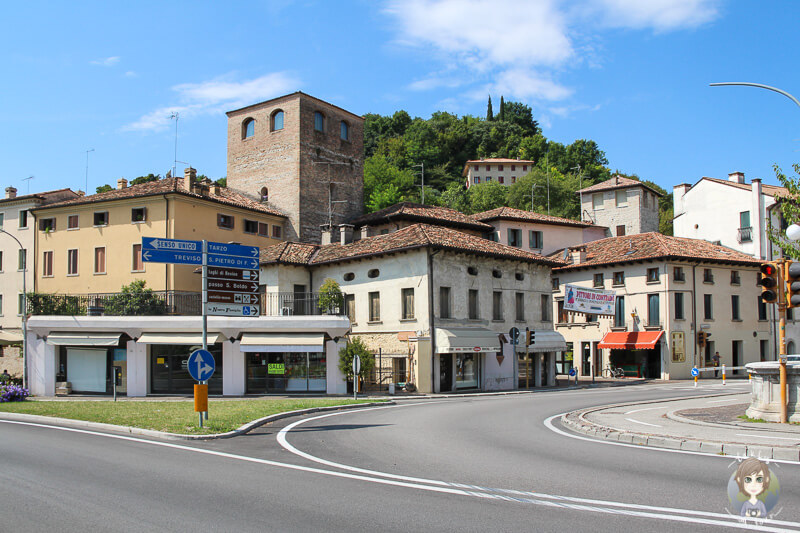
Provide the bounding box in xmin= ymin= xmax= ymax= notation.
xmin=624 ymin=406 xmax=666 ymax=414
xmin=274 ymin=404 xmax=800 ymax=531
xmin=707 ymin=398 xmax=743 ymax=404
xmin=736 ymin=433 xmax=800 ymax=442
xmin=624 ymin=417 xmax=662 ymax=428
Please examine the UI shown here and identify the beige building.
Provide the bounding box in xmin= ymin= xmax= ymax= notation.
xmin=550 ymin=232 xmax=768 ymax=380
xmin=463 ymin=158 xmax=535 ymax=188
xmin=578 ymin=175 xmax=661 ymax=236
xmin=32 ymin=169 xmax=286 ymax=295
xmin=261 ymin=223 xmax=566 ymax=393
xmin=472 ymin=206 xmax=609 ymax=256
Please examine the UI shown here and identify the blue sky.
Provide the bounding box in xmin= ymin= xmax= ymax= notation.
xmin=3 ymin=0 xmax=800 ymax=196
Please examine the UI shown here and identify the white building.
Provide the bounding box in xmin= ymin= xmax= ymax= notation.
xmin=463 ymin=158 xmax=535 ymax=188
xmin=578 ymin=175 xmax=661 ymax=236
xmin=260 ymin=223 xmax=566 ymax=393
xmin=551 ymin=233 xmax=769 ymax=380
xmin=472 ymin=206 xmax=609 ymax=256
xmin=0 ymin=186 xmax=79 ymax=367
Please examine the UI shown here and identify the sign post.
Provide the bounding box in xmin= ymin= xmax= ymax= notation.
xmin=188 ymin=348 xmax=215 ymax=427
xmin=353 ymin=354 xmax=361 ymax=400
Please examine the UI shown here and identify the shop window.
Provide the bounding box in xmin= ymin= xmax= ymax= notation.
xmin=218 ymin=214 xmax=234 ymax=229
xmin=93 ymin=211 xmax=109 ymax=226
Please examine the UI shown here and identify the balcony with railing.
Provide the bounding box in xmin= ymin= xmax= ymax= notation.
xmin=27 ymin=291 xmax=346 ymax=317
xmin=738 ymin=226 xmax=753 ymax=243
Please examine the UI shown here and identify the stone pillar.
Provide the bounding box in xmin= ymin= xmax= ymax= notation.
xmin=326 ymin=339 xmax=347 ymax=394
xmin=223 ymin=341 xmax=245 ymax=396
xmin=547 ymin=353 xmax=556 ymax=386
xmin=126 ymin=340 xmax=148 ymax=397
xmin=534 ymin=352 xmax=543 ymax=387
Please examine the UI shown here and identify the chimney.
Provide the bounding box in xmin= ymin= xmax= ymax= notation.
xmin=5 ymin=187 xmax=17 ymax=199
xmin=614 ymin=175 xmax=620 ymax=185
xmin=76 ymin=190 xmax=85 ymax=197
xmin=728 ymin=171 xmax=745 ymax=184
xmin=212 ymin=183 xmax=221 ymax=196
xmin=570 ymin=247 xmax=587 ymax=264
xmin=360 ymin=226 xmax=370 ymax=240
xmin=672 ymin=183 xmax=692 ymax=216
xmin=184 ymin=167 xmax=197 ymax=190
xmin=117 ymin=178 xmax=128 ymax=190
xmin=339 ymin=224 xmax=354 ymax=245
xmin=320 ymin=225 xmax=332 ymax=245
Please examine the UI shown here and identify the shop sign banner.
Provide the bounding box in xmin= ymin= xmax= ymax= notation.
xmin=563 ymin=284 xmax=616 ymax=316
xmin=268 ymin=363 xmax=285 ymax=375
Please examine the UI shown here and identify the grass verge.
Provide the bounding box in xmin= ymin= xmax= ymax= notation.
xmin=0 ymin=398 xmax=382 ymax=435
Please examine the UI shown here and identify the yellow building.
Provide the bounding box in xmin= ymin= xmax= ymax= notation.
xmin=32 ymin=169 xmax=286 ymax=294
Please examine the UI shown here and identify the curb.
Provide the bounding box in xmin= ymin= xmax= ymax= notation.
xmin=0 ymin=401 xmax=393 ymax=441
xmin=559 ymin=394 xmax=800 ymax=461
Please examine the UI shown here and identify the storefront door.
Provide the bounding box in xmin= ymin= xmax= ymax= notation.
xmin=439 ymin=354 xmax=452 ymax=392
xmin=150 ymin=345 xmax=223 ymax=394
xmin=455 ymin=353 xmax=480 ymax=389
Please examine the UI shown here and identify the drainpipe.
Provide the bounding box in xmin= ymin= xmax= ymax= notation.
xmin=427 ymin=248 xmax=439 ymax=392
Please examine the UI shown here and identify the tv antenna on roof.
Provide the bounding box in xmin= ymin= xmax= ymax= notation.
xmin=84 ymin=148 xmax=94 ymax=194
xmin=21 ymin=175 xmax=34 ymax=194
xmin=169 ymin=111 xmax=180 ymax=180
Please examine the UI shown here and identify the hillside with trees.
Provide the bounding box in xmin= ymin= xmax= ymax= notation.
xmin=363 ymin=96 xmax=673 ymax=234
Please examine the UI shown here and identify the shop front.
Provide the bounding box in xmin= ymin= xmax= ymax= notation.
xmin=518 ymin=330 xmax=566 ymax=388
xmin=598 ymin=330 xmax=664 ymax=378
xmin=240 ymin=333 xmax=327 ymax=393
xmin=435 ymin=328 xmax=501 ymax=392
xmin=47 ymin=332 xmax=128 ymax=395
xmin=139 ymin=332 xmax=226 ymax=394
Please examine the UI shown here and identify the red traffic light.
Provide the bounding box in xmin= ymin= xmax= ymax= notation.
xmin=761 ymin=264 xmax=777 ymax=276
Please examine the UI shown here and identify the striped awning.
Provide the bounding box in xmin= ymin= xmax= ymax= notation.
xmin=598 ymin=331 xmax=664 ymax=349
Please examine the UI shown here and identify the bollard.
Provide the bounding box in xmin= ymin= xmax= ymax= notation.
xmin=722 ymin=364 xmax=726 ymax=385
xmin=694 ymin=375 xmax=697 ymax=388
xmin=749 ymin=372 xmax=752 ymax=383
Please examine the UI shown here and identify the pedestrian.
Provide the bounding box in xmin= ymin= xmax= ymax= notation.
xmin=712 ymin=352 xmax=721 ymax=378
xmin=0 ymin=369 xmax=10 ymax=383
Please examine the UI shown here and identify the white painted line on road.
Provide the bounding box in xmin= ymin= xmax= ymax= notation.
xmin=707 ymin=398 xmax=743 ymax=404
xmin=736 ymin=433 xmax=800 ymax=442
xmin=273 ymin=405 xmax=800 ymax=531
xmin=624 ymin=418 xmax=662 ymax=428
xmin=542 ymin=412 xmax=800 ymax=466
xmin=624 ymin=406 xmax=666 ymax=414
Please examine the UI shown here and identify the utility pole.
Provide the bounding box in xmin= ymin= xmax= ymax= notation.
xmin=546 ymin=151 xmax=550 ymax=215
xmin=413 ymin=163 xmax=425 ymax=204
xmin=531 ymin=184 xmax=539 ymax=211
xmin=84 ymin=149 xmax=94 ymax=194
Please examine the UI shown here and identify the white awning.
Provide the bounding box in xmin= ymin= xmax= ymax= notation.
xmin=435 ymin=327 xmax=501 ymax=354
xmin=46 ymin=332 xmax=122 ymax=347
xmin=136 ymin=332 xmax=226 ymax=345
xmin=0 ymin=330 xmax=23 ymax=345
xmin=239 ymin=333 xmax=325 ymax=352
xmin=520 ymin=330 xmax=567 ymax=353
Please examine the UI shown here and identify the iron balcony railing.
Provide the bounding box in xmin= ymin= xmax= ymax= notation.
xmin=738 ymin=226 xmax=753 ymax=243
xmin=27 ymin=291 xmax=346 ymax=317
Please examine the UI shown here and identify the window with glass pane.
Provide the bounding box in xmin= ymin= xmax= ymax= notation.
xmin=243 ymin=118 xmax=255 ymax=138
xmin=674 ymin=292 xmax=684 ymax=319
xmin=647 ymin=294 xmax=660 ymax=326
xmin=615 ymin=189 xmax=627 ymax=207
xmin=492 ymin=291 xmax=503 ymax=320
xmin=368 ymin=291 xmax=380 ymax=322
xmin=594 ymin=273 xmax=604 ymax=288
xmin=0 ymin=213 xmax=3 ymax=229
xmin=758 ymin=297 xmax=767 ymax=321
xmin=0 ymin=295 xmax=3 ymax=315
xmin=0 ymin=250 xmax=3 ymax=271
xmin=18 ymin=249 xmax=26 ymax=271
xmin=703 ymin=268 xmax=714 ymax=283
xmin=614 ymin=296 xmax=625 ymax=327
xmin=68 ymin=214 xmax=79 ymax=229
xmin=541 ymin=294 xmax=550 ymax=321
xmin=732 ymin=295 xmax=741 ymax=320
xmin=345 ymin=294 xmax=355 ymax=323
xmin=731 ymin=270 xmax=740 ymax=285
xmin=272 ymin=110 xmax=284 ymax=131
xmin=401 ymin=288 xmax=414 ymax=319
xmin=647 ymin=268 xmax=659 ymax=282
xmin=468 ymin=289 xmax=479 ymax=319
xmin=18 ymin=293 xmax=24 ymax=315
xmin=439 ymin=286 xmax=451 ymax=318
xmin=552 ymin=277 xmax=559 ymax=290
xmin=673 ymin=267 xmax=685 ymax=281
xmin=94 ymin=247 xmax=106 ymax=274
xmin=613 ymin=271 xmax=624 ymax=285
xmin=740 ymin=211 xmax=751 ymax=228
xmin=19 ymin=210 xmax=27 ymax=228
xmin=704 ymin=294 xmax=713 ymax=319
xmin=43 ymin=251 xmax=53 ymax=277
xmin=314 ymin=111 xmax=324 ymax=132
xmin=508 ymin=228 xmax=522 ymax=247
xmin=340 ymin=121 xmax=349 ymax=141
xmin=68 ymin=249 xmax=78 ymax=275
xmin=592 ymin=193 xmax=604 ymax=210
xmin=529 ymin=230 xmax=543 ymax=249
xmin=515 ymin=292 xmax=524 ymax=321
xmin=132 ymin=244 xmax=143 ymax=271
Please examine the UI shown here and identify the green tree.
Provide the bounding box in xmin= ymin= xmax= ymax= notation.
xmin=467 ymin=182 xmax=508 ymax=214
xmin=438 ymin=181 xmax=469 ymax=213
xmin=214 ymin=177 xmax=227 ymax=188
xmin=768 ymin=163 xmax=800 ymax=257
xmin=363 ymin=155 xmax=416 ymax=212
xmin=486 ymin=95 xmax=493 ymax=121
xmin=105 ymin=280 xmax=166 ymax=316
xmin=317 ymin=278 xmax=344 ymax=313
xmin=498 ymin=95 xmax=505 ymax=122
xmin=338 ymin=337 xmax=375 ymax=381
xmin=507 ymin=167 xmax=581 ymax=220
xmin=503 ymin=101 xmax=540 ymax=137
xmin=96 ymin=184 xmax=113 ymax=194
xmin=26 ymin=293 xmax=86 ymax=316
xmin=130 ymin=173 xmax=161 ymax=186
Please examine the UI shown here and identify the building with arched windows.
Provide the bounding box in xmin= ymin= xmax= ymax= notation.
xmin=226 ymin=92 xmax=364 ymax=243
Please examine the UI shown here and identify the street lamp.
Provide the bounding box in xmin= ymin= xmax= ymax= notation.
xmin=0 ymin=229 xmax=27 ymax=390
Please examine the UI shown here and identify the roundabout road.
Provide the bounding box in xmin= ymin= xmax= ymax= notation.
xmin=2 ymin=382 xmax=798 ymax=532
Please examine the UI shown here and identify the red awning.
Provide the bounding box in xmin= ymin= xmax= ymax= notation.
xmin=598 ymin=331 xmax=664 ymax=350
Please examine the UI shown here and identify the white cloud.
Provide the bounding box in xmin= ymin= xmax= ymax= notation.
xmin=90 ymin=56 xmax=120 ymax=67
xmin=125 ymin=72 xmax=300 ymax=132
xmin=587 ymin=0 xmax=720 ymax=32
xmin=493 ymin=68 xmax=573 ymax=101
xmin=124 ymin=71 xmax=137 ymax=78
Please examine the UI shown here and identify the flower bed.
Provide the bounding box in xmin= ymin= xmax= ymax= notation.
xmin=0 ymin=384 xmax=30 ymax=402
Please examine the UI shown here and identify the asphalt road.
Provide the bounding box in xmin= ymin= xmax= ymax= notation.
xmin=2 ymin=381 xmax=798 ymax=532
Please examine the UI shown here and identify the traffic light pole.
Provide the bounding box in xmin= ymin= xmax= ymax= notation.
xmin=780 ymin=259 xmax=788 ymax=424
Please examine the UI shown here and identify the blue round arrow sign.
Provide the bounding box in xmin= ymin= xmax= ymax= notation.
xmin=568 ymin=367 xmax=577 ymax=377
xmin=691 ymin=367 xmax=699 ymax=377
xmin=188 ymin=349 xmax=216 ymax=381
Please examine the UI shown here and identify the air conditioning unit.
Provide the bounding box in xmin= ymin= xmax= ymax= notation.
xmin=281 ymin=307 xmax=293 ymax=316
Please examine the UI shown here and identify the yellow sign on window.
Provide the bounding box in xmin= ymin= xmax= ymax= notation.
xmin=268 ymin=363 xmax=285 ymax=375
xmin=157 ymin=357 xmax=165 ymax=365
xmin=671 ymin=332 xmax=685 ymax=363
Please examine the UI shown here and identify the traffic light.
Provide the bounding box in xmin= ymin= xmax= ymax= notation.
xmin=526 ymin=329 xmax=535 ymax=345
xmin=698 ymin=332 xmax=706 ymax=348
xmin=787 ymin=261 xmax=800 ymax=308
xmin=760 ymin=262 xmax=780 ymax=304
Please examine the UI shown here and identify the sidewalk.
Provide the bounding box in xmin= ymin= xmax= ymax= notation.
xmin=561 ymin=383 xmax=800 ymax=461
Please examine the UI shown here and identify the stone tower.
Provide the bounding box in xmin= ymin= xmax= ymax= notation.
xmin=226 ymin=92 xmax=364 ymax=243
xmin=577 ymin=175 xmax=662 ymax=237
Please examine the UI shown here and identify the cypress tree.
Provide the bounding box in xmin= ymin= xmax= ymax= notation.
xmin=499 ymin=95 xmax=505 ymax=121
xmin=486 ymin=95 xmax=493 ymax=121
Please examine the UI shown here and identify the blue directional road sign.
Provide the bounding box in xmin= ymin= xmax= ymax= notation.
xmin=207 ymin=254 xmax=259 ymax=270
xmin=691 ymin=367 xmax=699 ymax=377
xmin=568 ymin=367 xmax=577 ymax=377
xmin=188 ymin=349 xmax=216 ymax=381
xmin=142 ymin=237 xmax=203 ymax=265
xmin=208 ymin=241 xmax=259 ymax=258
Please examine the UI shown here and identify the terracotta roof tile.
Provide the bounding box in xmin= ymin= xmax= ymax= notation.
xmin=699 ymin=177 xmax=788 ymax=197
xmin=577 ymin=175 xmax=663 ymax=196
xmin=261 ymin=224 xmax=565 ymax=267
xmin=0 ymin=188 xmax=80 ymax=206
xmin=554 ymin=232 xmax=762 ymax=271
xmin=349 ymin=202 xmax=493 ymax=232
xmin=33 ymin=178 xmax=287 ymax=218
xmin=472 ymin=206 xmax=596 ymax=228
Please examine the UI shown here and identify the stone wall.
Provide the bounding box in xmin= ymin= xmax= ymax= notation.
xmin=0 ymin=345 xmax=23 ymax=377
